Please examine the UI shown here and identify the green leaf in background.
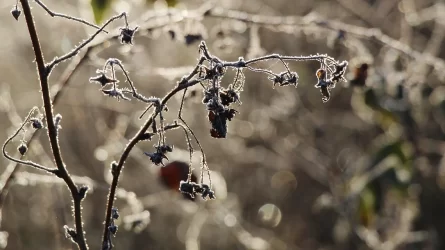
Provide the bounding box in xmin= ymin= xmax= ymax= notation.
xmin=370 ymin=141 xmax=406 ymax=169
xmin=91 ymin=0 xmax=114 ymax=24
xmin=146 ymin=0 xmax=178 ymax=7
xmin=358 ymin=187 xmax=376 ymax=227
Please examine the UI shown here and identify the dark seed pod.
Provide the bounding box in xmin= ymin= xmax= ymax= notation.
xmin=18 ymin=143 xmax=27 ymax=156
xmin=108 ymin=225 xmax=118 ymax=235
xmin=184 ymin=34 xmax=203 ymax=46
xmin=11 ymin=6 xmax=21 ymax=21
xmin=111 ymin=207 xmax=119 ymax=220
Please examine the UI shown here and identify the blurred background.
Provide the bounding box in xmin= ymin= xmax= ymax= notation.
xmin=1 ymin=0 xmax=445 ymax=249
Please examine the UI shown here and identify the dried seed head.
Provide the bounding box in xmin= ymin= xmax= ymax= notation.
xmin=89 ymin=71 xmax=117 ymax=87
xmin=200 ymin=184 xmax=216 ymax=200
xmin=119 ymin=26 xmax=139 ymax=45
xmin=30 ymin=118 xmax=44 ymax=129
xmin=269 ymin=71 xmax=299 ymax=88
xmin=179 ymin=182 xmax=216 ymax=200
xmin=331 ymin=61 xmax=348 ymax=83
xmin=179 ymin=181 xmax=195 ymax=196
xmin=144 ymin=152 xmax=168 ymax=166
xmin=102 ymin=88 xmax=131 ymax=101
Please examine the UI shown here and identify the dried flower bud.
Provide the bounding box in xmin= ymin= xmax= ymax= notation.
xmin=156 ymin=144 xmax=174 ymax=154
xmin=108 ymin=225 xmax=118 ymax=235
xmin=180 ymin=182 xmax=216 ymax=200
xmin=55 ymin=114 xmax=62 ymax=130
xmin=111 ymin=161 xmax=118 ymax=176
xmin=11 ymin=6 xmax=21 ymax=21
xmin=269 ymin=71 xmax=299 ymax=88
xmin=63 ymin=225 xmax=77 ymax=241
xmin=78 ymin=185 xmax=89 ymax=200
xmin=18 ymin=143 xmax=27 ymax=156
xmin=111 ymin=207 xmax=119 ymax=220
xmin=315 ymin=69 xmax=333 ymax=103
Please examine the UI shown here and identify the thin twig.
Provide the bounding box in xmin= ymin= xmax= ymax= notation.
xmin=46 ymin=12 xmax=127 ymax=72
xmin=19 ymin=0 xmax=88 ymax=249
xmin=1 ymin=107 xmax=57 ymax=173
xmin=34 ymin=0 xmax=108 ymax=33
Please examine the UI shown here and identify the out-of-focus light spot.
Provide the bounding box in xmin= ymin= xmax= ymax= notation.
xmin=270 ymin=170 xmax=297 ymax=190
xmin=0 ymin=231 xmax=8 ymax=249
xmin=258 ymin=203 xmax=282 ymax=227
xmin=122 ymin=210 xmax=151 ymax=233
xmin=236 ymin=120 xmax=254 ymax=138
xmin=313 ymin=193 xmax=334 ymax=212
xmin=113 ymin=0 xmax=131 ymax=13
xmin=269 ymin=237 xmax=287 ymax=250
xmin=333 ymin=218 xmax=350 ymax=243
xmin=94 ymin=147 xmax=108 ymax=161
xmin=251 ymin=237 xmax=268 ymax=250
xmin=429 ymin=86 xmax=445 ymax=105
xmin=237 ymin=231 xmax=269 ymax=250
xmin=224 ymin=214 xmax=237 ymax=227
